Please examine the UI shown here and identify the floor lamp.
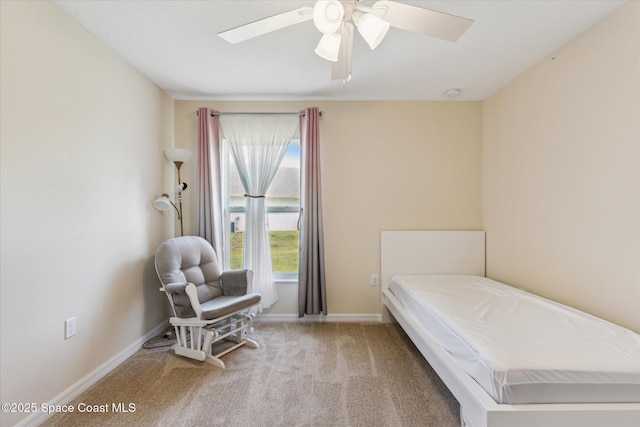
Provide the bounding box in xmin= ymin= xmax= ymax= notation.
xmin=153 ymin=148 xmax=191 ymax=236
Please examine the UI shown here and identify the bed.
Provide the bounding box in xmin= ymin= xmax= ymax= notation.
xmin=380 ymin=230 xmax=640 ymax=427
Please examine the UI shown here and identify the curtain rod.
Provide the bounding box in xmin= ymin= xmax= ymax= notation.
xmin=194 ymin=110 xmax=325 ymax=119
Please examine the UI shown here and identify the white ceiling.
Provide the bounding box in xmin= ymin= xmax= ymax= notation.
xmin=53 ymin=0 xmax=624 ymax=101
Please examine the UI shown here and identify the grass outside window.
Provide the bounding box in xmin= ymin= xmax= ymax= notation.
xmin=230 ymin=231 xmax=299 ymax=273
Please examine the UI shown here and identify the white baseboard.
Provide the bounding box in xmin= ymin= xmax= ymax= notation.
xmin=256 ymin=313 xmax=382 ymax=323
xmin=18 ymin=321 xmax=169 ymax=427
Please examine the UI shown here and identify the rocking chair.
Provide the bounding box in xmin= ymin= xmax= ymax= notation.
xmin=155 ymin=236 xmax=261 ymax=368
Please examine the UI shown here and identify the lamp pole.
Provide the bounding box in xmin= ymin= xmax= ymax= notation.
xmin=174 ymin=161 xmax=185 ymax=236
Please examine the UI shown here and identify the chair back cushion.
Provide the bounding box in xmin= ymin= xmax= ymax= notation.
xmin=155 ymin=236 xmax=224 ymax=317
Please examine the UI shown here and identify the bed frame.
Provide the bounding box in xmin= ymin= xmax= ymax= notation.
xmin=380 ymin=230 xmax=640 ymax=427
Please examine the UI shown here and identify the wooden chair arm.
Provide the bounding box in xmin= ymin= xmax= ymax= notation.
xmin=184 ymin=283 xmax=204 ymax=319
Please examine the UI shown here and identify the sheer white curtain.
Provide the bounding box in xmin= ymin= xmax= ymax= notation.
xmin=219 ymin=114 xmax=300 ymax=310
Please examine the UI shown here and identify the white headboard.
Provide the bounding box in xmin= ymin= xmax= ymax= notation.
xmin=381 ymin=230 xmax=485 ymax=290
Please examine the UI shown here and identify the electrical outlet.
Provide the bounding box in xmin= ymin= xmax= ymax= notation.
xmin=65 ymin=317 xmax=76 ymax=339
xmin=371 ymin=274 xmax=379 ymax=286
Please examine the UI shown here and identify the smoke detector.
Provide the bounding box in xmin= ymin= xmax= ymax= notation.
xmin=445 ymin=88 xmax=461 ymax=98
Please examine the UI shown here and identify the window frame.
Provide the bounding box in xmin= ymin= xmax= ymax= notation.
xmin=221 ymin=139 xmax=301 ymax=283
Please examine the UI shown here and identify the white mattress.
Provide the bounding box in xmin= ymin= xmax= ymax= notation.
xmin=389 ymin=275 xmax=640 ymax=404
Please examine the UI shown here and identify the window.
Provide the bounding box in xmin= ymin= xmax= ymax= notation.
xmin=222 ymin=141 xmax=300 ymax=281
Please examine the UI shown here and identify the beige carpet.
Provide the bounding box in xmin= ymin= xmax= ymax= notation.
xmin=42 ymin=322 xmax=460 ymax=427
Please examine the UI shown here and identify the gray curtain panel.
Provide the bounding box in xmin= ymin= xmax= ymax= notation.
xmin=298 ymin=107 xmax=327 ymax=317
xmin=196 ymin=107 xmax=224 ymax=262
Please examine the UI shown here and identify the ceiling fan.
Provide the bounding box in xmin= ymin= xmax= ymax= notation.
xmin=218 ymin=0 xmax=474 ymax=82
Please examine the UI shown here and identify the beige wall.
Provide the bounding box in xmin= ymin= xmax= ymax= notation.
xmin=0 ymin=2 xmax=174 ymax=425
xmin=175 ymin=101 xmax=483 ymax=316
xmin=2 ymin=2 xmax=634 ymax=424
xmin=483 ymin=1 xmax=640 ymax=332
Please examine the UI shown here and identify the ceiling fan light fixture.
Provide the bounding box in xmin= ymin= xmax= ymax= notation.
xmin=313 ymin=0 xmax=345 ymax=34
xmin=315 ymin=32 xmax=342 ymax=62
xmin=355 ymin=13 xmax=390 ymax=49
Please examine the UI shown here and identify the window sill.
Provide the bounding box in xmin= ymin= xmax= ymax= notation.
xmin=274 ymin=278 xmax=298 ymax=285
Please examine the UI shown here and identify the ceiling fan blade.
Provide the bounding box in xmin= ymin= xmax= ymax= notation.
xmin=218 ymin=7 xmax=313 ymax=44
xmin=371 ymin=1 xmax=473 ymax=42
xmin=331 ymin=23 xmax=354 ymax=81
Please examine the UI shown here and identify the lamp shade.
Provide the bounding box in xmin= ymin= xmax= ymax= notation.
xmin=355 ymin=13 xmax=390 ymax=49
xmin=315 ymin=32 xmax=342 ymax=62
xmin=164 ymin=148 xmax=191 ymax=163
xmin=312 ymin=0 xmax=344 ymax=34
xmin=153 ymin=194 xmax=173 ymax=212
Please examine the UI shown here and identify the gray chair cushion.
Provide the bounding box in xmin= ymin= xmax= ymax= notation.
xmin=156 ymin=236 xmax=260 ymax=319
xmin=164 ymin=281 xmax=225 ymax=318
xmin=156 ymin=236 xmax=224 ymax=302
xmin=200 ymin=293 xmax=262 ymax=320
xmin=221 ymin=270 xmax=250 ymax=296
